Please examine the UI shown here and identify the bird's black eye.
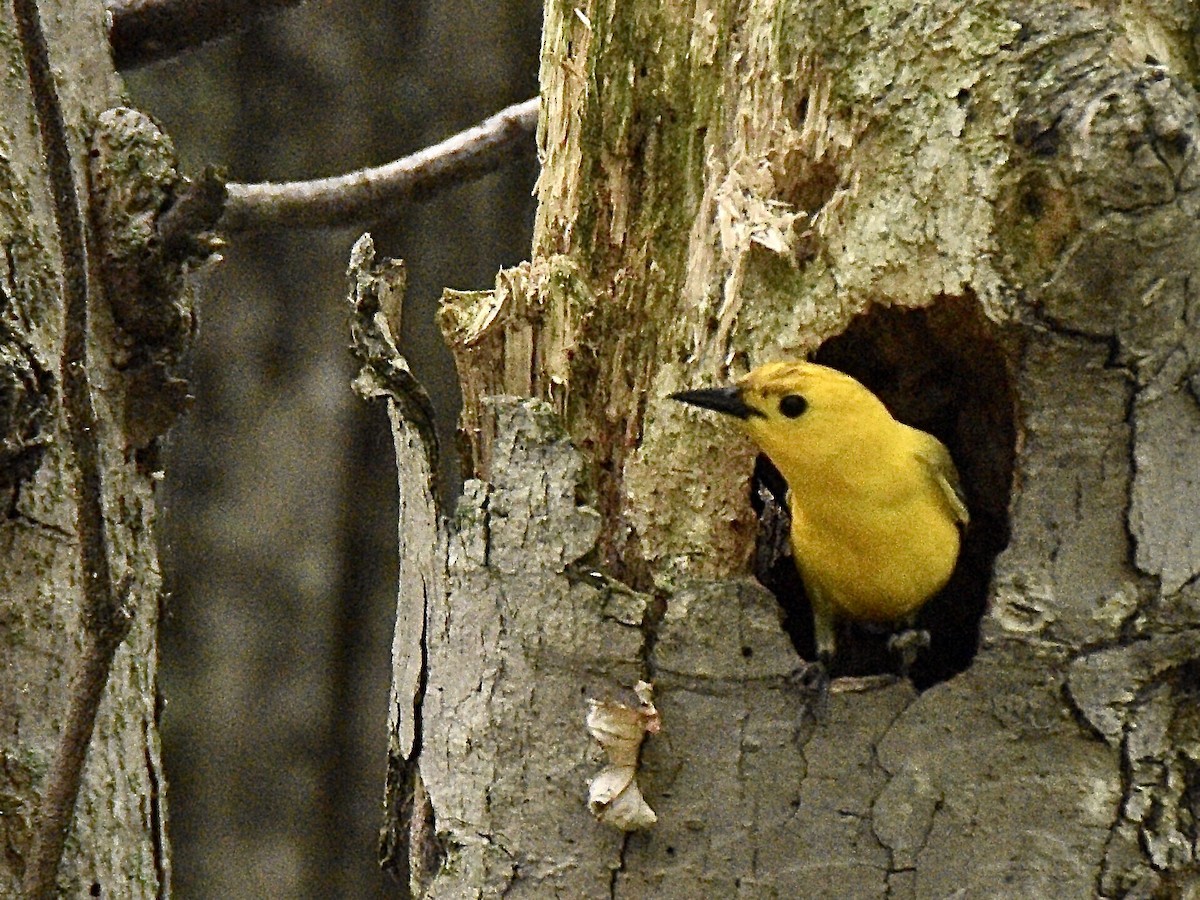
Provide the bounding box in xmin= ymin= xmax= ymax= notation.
xmin=778 ymin=394 xmax=808 ymax=418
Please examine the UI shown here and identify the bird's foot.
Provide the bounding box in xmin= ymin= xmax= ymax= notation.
xmin=887 ymin=628 xmax=931 ymax=679
xmin=789 ymin=659 xmax=830 ymax=721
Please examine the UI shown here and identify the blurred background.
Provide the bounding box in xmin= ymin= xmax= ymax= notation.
xmin=124 ymin=2 xmax=542 ymax=895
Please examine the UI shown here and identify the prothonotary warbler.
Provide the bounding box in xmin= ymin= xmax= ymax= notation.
xmin=671 ymin=360 xmax=969 ymax=676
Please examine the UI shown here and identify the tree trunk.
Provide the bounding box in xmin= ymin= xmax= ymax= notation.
xmin=373 ymin=1 xmax=1200 ymax=897
xmin=0 ymin=5 xmax=206 ymax=895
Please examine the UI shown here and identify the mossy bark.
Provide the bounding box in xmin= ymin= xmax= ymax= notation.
xmin=383 ymin=1 xmax=1200 ymax=896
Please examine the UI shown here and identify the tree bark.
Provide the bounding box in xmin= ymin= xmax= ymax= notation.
xmin=375 ymin=1 xmax=1200 ymax=897
xmin=0 ymin=5 xmax=205 ymax=895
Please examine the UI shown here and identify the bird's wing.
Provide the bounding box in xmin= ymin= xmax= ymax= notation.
xmin=913 ymin=435 xmax=970 ymax=527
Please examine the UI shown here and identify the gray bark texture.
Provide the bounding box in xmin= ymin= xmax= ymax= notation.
xmin=0 ymin=3 xmax=207 ymax=894
xmin=372 ymin=2 xmax=1200 ymax=898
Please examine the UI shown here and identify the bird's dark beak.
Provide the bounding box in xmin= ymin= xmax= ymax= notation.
xmin=669 ymin=386 xmax=761 ymax=420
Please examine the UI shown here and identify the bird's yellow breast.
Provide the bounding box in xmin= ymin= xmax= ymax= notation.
xmin=784 ymin=449 xmax=960 ymax=622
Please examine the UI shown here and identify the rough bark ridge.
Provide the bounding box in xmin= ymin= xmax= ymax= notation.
xmin=380 ymin=1 xmax=1200 ymax=896
xmin=0 ymin=7 xmax=197 ymax=895
xmin=1001 ymin=9 xmax=1200 ymax=894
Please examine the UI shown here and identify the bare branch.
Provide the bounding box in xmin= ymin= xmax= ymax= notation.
xmin=107 ymin=0 xmax=307 ymax=70
xmin=221 ymin=97 xmax=540 ymax=233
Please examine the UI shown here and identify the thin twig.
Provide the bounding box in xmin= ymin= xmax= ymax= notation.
xmin=22 ymin=598 xmax=131 ymax=897
xmin=221 ymin=97 xmax=540 ymax=233
xmin=107 ymin=0 xmax=307 ymax=70
xmin=14 ymin=0 xmax=131 ymax=894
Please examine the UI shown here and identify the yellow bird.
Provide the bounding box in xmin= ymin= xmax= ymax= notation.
xmin=671 ymin=361 xmax=968 ymax=673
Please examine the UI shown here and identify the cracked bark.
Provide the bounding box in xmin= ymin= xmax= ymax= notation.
xmin=377 ymin=2 xmax=1200 ymax=897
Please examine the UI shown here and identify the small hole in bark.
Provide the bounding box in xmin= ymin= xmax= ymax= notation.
xmin=751 ymin=296 xmax=1016 ymax=689
xmin=741 ymin=646 xmax=754 ymax=658
xmin=90 ymin=883 xmax=102 ymax=897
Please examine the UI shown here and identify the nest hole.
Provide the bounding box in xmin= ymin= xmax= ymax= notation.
xmin=752 ymin=297 xmax=1016 ymax=689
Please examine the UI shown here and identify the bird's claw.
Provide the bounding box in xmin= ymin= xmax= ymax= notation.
xmin=887 ymin=628 xmax=931 ymax=679
xmin=789 ymin=660 xmax=830 ymax=721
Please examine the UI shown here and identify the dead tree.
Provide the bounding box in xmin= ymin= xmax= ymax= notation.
xmin=369 ymin=3 xmax=1200 ymax=897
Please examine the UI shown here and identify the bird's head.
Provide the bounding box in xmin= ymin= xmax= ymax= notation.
xmin=670 ymin=361 xmax=895 ymax=476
